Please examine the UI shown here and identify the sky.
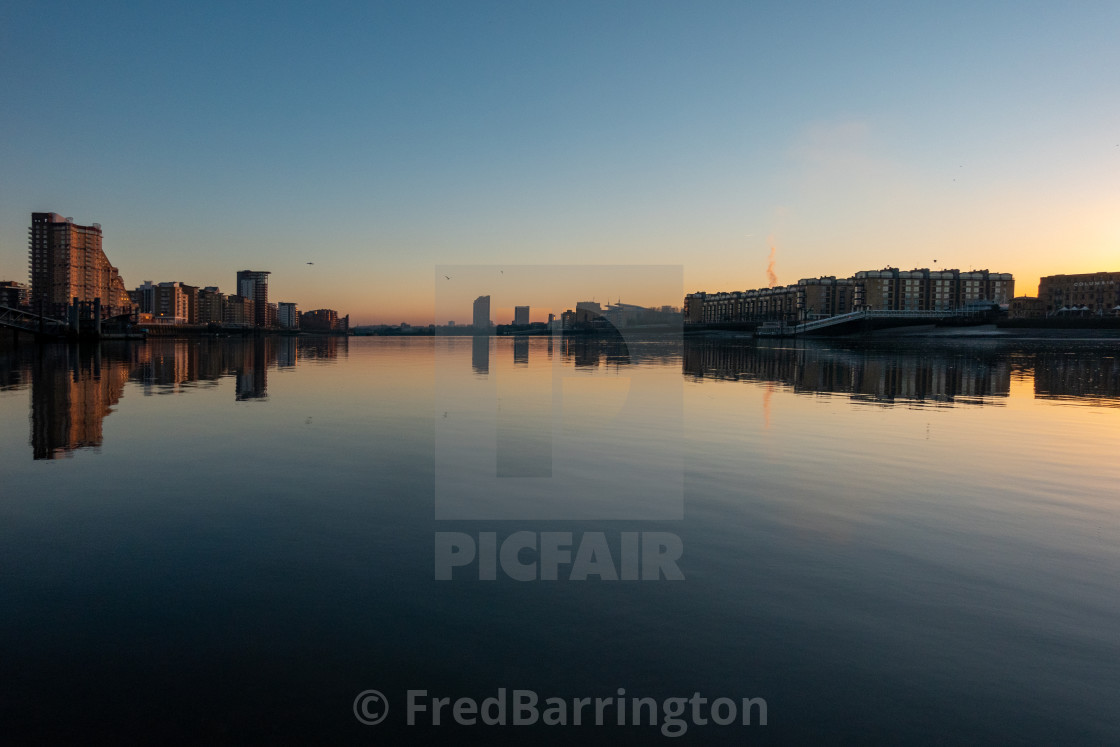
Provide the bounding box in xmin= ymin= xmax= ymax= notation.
xmin=1 ymin=0 xmax=1117 ymax=325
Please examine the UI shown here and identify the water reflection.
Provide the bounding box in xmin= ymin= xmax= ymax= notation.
xmin=512 ymin=336 xmax=529 ymax=366
xmin=471 ymin=335 xmax=489 ymax=375
xmin=30 ymin=345 xmax=129 ymax=459
xmin=1 ymin=337 xmax=347 ymax=459
xmin=684 ymin=339 xmax=1015 ymax=406
xmin=235 ymin=338 xmax=269 ymax=401
xmin=2 ymin=336 xmax=1117 ymax=461
xmin=1031 ymin=350 xmax=1120 ymax=405
xmin=561 ymin=336 xmax=632 ymax=369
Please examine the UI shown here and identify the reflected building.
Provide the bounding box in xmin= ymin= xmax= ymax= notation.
xmin=235 ymin=338 xmax=271 ymax=401
xmin=6 ymin=336 xmax=1118 ymax=463
xmin=124 ymin=337 xmax=339 ymax=398
xmin=130 ymin=340 xmax=202 ymax=394
xmin=562 ymin=336 xmax=631 ymax=369
xmin=1 ymin=348 xmax=31 ymax=391
xmin=472 ymin=335 xmax=489 ymax=374
xmin=277 ymin=337 xmax=297 ymax=368
xmin=4 ymin=336 xmax=350 ymax=459
xmin=1034 ymin=350 xmax=1120 ymax=405
xmin=513 ymin=336 xmax=529 ymax=366
xmin=296 ymin=335 xmax=348 ymax=361
xmin=683 ymin=339 xmax=1012 ymax=406
xmin=30 ymin=345 xmax=130 ymax=459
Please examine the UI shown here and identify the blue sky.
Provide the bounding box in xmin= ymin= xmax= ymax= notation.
xmin=2 ymin=1 xmax=1117 ymax=323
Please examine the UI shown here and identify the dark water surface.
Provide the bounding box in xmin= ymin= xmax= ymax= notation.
xmin=1 ymin=335 xmax=1118 ymax=743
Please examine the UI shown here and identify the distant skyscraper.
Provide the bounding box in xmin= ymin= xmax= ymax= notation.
xmin=514 ymin=305 xmax=529 ymax=325
xmin=473 ymin=295 xmax=490 ymax=332
xmin=236 ymin=270 xmax=270 ymax=326
xmin=29 ymin=213 xmax=131 ymax=318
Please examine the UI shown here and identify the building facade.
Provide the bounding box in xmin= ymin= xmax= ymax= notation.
xmin=688 ymin=267 xmax=1015 ymax=324
xmin=1037 ymin=272 xmax=1120 ymax=316
xmin=278 ymin=302 xmax=300 ymax=329
xmin=131 ymin=281 xmax=157 ymax=315
xmin=29 ymin=213 xmax=131 ymax=318
xmin=198 ymin=287 xmax=225 ymax=325
xmin=514 ymin=305 xmax=530 ymax=325
xmin=797 ymin=277 xmax=855 ymax=320
xmin=853 ymin=268 xmax=1013 ymax=312
xmin=1009 ymin=296 xmax=1046 ymax=319
xmin=473 ymin=295 xmax=490 ymax=332
xmin=574 ymin=301 xmax=603 ymax=323
xmin=223 ymin=295 xmax=254 ymax=327
xmin=236 ymin=270 xmax=271 ymax=326
xmin=300 ymin=308 xmax=348 ymax=332
xmin=154 ymin=282 xmax=190 ymax=323
xmin=0 ymin=280 xmax=30 ymax=308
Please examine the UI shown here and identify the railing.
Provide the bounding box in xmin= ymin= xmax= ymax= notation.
xmin=0 ymin=305 xmax=70 ymax=336
xmin=756 ymin=307 xmax=986 ymax=336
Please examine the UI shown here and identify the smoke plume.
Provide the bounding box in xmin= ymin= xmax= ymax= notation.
xmin=767 ymin=246 xmax=778 ymax=288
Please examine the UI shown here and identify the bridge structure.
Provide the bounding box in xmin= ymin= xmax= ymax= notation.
xmin=0 ymin=305 xmax=72 ymax=339
xmin=755 ymin=307 xmax=991 ymax=337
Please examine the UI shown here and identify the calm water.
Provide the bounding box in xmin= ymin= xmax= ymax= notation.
xmin=1 ymin=335 xmax=1119 ymax=743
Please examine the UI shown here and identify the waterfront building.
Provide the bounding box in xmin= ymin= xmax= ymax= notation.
xmin=131 ymin=281 xmax=157 ymax=314
xmin=154 ymin=282 xmax=190 ymax=324
xmin=182 ymin=284 xmax=200 ymax=324
xmin=689 ymin=267 xmax=1014 ymax=324
xmin=514 ymin=305 xmax=530 ymax=325
xmin=1038 ymin=272 xmax=1120 ymax=316
xmin=602 ymin=302 xmax=682 ymax=328
xmin=1009 ymin=296 xmax=1046 ymax=319
xmin=300 ymin=308 xmax=348 ymax=332
xmin=797 ymin=277 xmax=856 ymax=320
xmin=683 ymin=292 xmax=706 ymax=324
xmin=473 ymin=295 xmax=490 ymax=332
xmin=198 ymin=287 xmax=225 ymax=325
xmin=223 ymin=294 xmax=254 ymax=327
xmin=574 ymin=301 xmax=603 ymax=323
xmin=278 ymin=302 xmax=300 ymax=329
xmin=0 ymin=280 xmax=30 ymax=308
xmin=236 ymin=270 xmax=270 ymax=326
xmin=854 ymin=268 xmax=1014 ymax=311
xmin=29 ymin=213 xmax=131 ymax=318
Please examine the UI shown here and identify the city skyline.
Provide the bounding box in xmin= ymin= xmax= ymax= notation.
xmin=5 ymin=209 xmax=1115 ymax=329
xmin=2 ymin=2 xmax=1118 ymax=324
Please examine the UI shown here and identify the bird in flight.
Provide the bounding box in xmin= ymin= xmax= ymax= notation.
xmin=306 ymin=262 xmax=314 ymax=265
xmin=444 ymin=275 xmax=452 ymax=280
